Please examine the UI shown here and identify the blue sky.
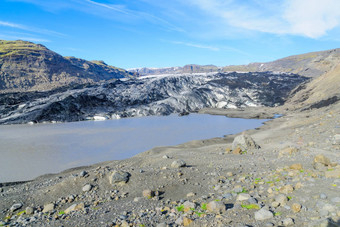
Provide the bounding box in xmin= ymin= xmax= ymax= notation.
xmin=1 ymin=0 xmax=340 ymax=69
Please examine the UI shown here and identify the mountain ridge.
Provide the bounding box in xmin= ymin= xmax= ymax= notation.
xmin=0 ymin=40 xmax=137 ymax=93
xmin=129 ymin=48 xmax=340 ymax=78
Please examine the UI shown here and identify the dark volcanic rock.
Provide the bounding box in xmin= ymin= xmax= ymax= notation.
xmin=0 ymin=72 xmax=308 ymax=124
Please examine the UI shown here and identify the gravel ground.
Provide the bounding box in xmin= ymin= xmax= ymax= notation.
xmin=1 ymin=103 xmax=340 ymax=227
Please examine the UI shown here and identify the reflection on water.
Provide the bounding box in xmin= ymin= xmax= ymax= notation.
xmin=0 ymin=114 xmax=266 ymax=182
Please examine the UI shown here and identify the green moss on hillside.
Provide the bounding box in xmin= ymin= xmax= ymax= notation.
xmin=0 ymin=40 xmax=46 ymax=57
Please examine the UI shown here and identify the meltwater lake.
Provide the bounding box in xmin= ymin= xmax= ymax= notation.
xmin=0 ymin=114 xmax=267 ymax=183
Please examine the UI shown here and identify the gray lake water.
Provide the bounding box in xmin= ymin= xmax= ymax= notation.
xmin=0 ymin=114 xmax=266 ymax=183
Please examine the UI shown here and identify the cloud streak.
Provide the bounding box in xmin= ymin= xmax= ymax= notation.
xmin=0 ymin=20 xmax=66 ymax=37
xmin=170 ymin=41 xmax=220 ymax=51
xmin=0 ymin=34 xmax=50 ymax=43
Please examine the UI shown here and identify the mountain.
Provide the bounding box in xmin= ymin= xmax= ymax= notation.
xmin=286 ymin=62 xmax=340 ymax=110
xmin=129 ymin=64 xmax=220 ymax=75
xmin=0 ymin=40 xmax=137 ymax=93
xmin=129 ymin=48 xmax=340 ymax=78
xmin=0 ymin=72 xmax=307 ymax=124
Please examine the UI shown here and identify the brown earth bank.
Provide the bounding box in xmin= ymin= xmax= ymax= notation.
xmin=1 ymin=99 xmax=340 ymax=226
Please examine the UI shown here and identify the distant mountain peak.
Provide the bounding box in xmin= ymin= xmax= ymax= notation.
xmin=129 ymin=48 xmax=340 ymax=78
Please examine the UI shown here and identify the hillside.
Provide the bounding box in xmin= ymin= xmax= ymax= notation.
xmin=0 ymin=40 xmax=136 ymax=93
xmin=286 ymin=62 xmax=340 ymax=110
xmin=130 ymin=48 xmax=340 ymax=78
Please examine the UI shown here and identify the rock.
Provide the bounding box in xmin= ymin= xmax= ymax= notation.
xmin=183 ymin=217 xmax=194 ymax=226
xmin=162 ymin=155 xmax=169 ymax=159
xmin=226 ymin=172 xmax=233 ymax=177
xmin=225 ymin=147 xmax=232 ymax=154
xmin=108 ymin=170 xmax=130 ymax=185
xmin=142 ymin=189 xmax=155 ymax=198
xmin=82 ymin=184 xmax=92 ymax=192
xmin=232 ymin=133 xmax=260 ymax=151
xmin=232 ymin=147 xmax=243 ymax=154
xmin=171 ymin=160 xmax=186 ymax=168
xmin=175 ymin=217 xmax=183 ymax=225
xmin=206 ymin=201 xmax=226 ymax=214
xmin=332 ymin=134 xmax=340 ymax=145
xmin=236 ymin=193 xmax=251 ymax=201
xmin=271 ymin=201 xmax=280 ymax=208
xmin=254 ymin=208 xmax=273 ymax=221
xmin=156 ymin=223 xmax=167 ymax=227
xmin=248 ymin=197 xmax=258 ymax=204
xmin=42 ymin=203 xmax=55 ymax=213
xmin=187 ymin=192 xmax=195 ymax=197
xmin=275 ymin=194 xmax=288 ymax=206
xmin=79 ymin=171 xmax=88 ymax=177
xmin=65 ymin=203 xmax=85 ymax=214
xmin=278 ymin=147 xmax=298 ymax=157
xmin=25 ymin=207 xmax=34 ymax=215
xmin=183 ymin=201 xmax=196 ymax=212
xmin=325 ymin=169 xmax=340 ymax=178
xmin=280 ymin=185 xmax=294 ymax=194
xmin=290 ymin=163 xmax=303 ymax=170
xmin=10 ymin=203 xmax=23 ymax=212
xmin=314 ymin=162 xmax=328 ymax=171
xmin=292 ymin=203 xmax=302 ymax=213
xmin=121 ymin=221 xmax=129 ymax=227
xmin=314 ymin=154 xmax=331 ymax=166
xmin=223 ymin=193 xmax=233 ymax=200
xmin=295 ymin=182 xmax=303 ymax=189
xmin=0 ymin=188 xmax=3 ymax=192
xmin=281 ymin=217 xmax=294 ymax=226
xmin=133 ymin=197 xmax=142 ymax=202
xmin=320 ymin=193 xmax=328 ymax=199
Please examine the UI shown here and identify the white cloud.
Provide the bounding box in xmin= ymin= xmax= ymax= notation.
xmin=284 ymin=0 xmax=340 ymax=38
xmin=188 ymin=0 xmax=340 ymax=38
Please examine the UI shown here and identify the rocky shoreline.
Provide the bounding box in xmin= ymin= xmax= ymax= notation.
xmin=1 ymin=104 xmax=340 ymax=227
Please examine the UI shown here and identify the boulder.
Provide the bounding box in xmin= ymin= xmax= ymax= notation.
xmin=10 ymin=203 xmax=23 ymax=212
xmin=171 ymin=160 xmax=186 ymax=168
xmin=232 ymin=133 xmax=260 ymax=151
xmin=142 ymin=189 xmax=155 ymax=198
xmin=206 ymin=201 xmax=226 ymax=214
xmin=314 ymin=155 xmax=331 ymax=166
xmin=236 ymin=193 xmax=251 ymax=201
xmin=108 ymin=170 xmax=130 ymax=185
xmin=254 ymin=208 xmax=273 ymax=221
xmin=332 ymin=134 xmax=340 ymax=145
xmin=82 ymin=184 xmax=92 ymax=192
xmin=290 ymin=163 xmax=303 ymax=170
xmin=280 ymin=185 xmax=294 ymax=194
xmin=278 ymin=147 xmax=299 ymax=157
xmin=65 ymin=203 xmax=85 ymax=214
xmin=42 ymin=203 xmax=55 ymax=213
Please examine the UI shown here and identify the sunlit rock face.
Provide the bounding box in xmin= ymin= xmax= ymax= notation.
xmin=0 ymin=72 xmax=308 ymax=124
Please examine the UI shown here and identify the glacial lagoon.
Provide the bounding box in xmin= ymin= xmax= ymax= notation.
xmin=0 ymin=114 xmax=267 ymax=182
